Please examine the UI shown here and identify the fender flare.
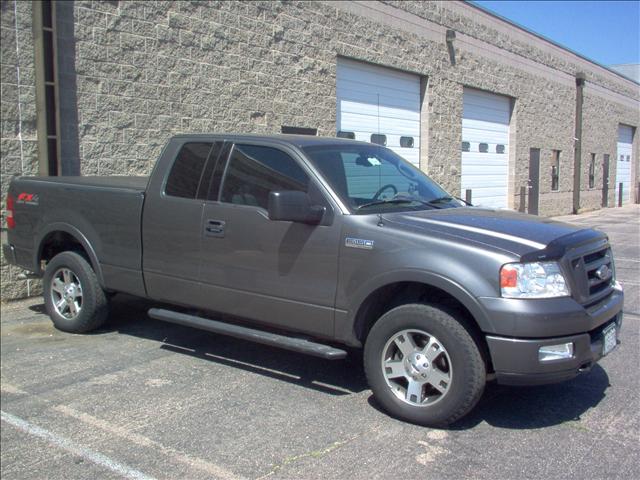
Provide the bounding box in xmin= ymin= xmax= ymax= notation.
xmin=347 ymin=268 xmax=495 ymax=338
xmin=35 ymin=222 xmax=105 ymax=286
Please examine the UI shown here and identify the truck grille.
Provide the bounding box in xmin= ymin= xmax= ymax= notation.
xmin=570 ymin=246 xmax=614 ymax=304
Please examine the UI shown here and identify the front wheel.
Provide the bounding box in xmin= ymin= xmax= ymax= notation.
xmin=364 ymin=303 xmax=486 ymax=426
xmin=43 ymin=251 xmax=109 ymax=333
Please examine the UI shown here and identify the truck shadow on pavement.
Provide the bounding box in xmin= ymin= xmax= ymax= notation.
xmin=28 ymin=295 xmax=611 ymax=429
xmin=449 ymin=366 xmax=610 ymax=430
xmin=102 ymin=295 xmax=370 ymax=397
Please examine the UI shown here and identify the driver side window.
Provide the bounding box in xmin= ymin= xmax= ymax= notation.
xmin=220 ymin=144 xmax=309 ymax=209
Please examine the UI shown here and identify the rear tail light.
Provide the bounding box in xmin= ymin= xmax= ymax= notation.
xmin=6 ymin=193 xmax=15 ymax=229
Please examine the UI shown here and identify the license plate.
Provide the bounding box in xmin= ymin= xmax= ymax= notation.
xmin=602 ymin=323 xmax=617 ymax=356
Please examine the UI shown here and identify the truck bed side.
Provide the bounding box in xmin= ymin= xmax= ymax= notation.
xmin=8 ymin=176 xmax=148 ymax=296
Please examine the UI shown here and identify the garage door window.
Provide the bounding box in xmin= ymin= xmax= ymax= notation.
xmin=337 ymin=131 xmax=355 ymax=139
xmin=400 ymin=136 xmax=414 ymax=148
xmin=220 ymin=144 xmax=309 ymax=209
xmin=371 ymin=134 xmax=387 ymax=146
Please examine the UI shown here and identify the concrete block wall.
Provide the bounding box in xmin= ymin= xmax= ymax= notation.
xmin=1 ymin=0 xmax=41 ymax=299
xmin=0 ymin=0 xmax=638 ymax=300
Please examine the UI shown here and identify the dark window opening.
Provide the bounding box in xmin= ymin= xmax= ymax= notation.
xmin=43 ymin=30 xmax=55 ymax=83
xmin=370 ymin=134 xmax=387 ymax=146
xmin=551 ymin=150 xmax=561 ymax=191
xmin=281 ymin=126 xmax=317 ymax=136
xmin=47 ymin=138 xmax=58 ymax=177
xmin=461 ymin=141 xmax=470 ymax=152
xmin=165 ymin=143 xmax=212 ymax=199
xmin=40 ymin=0 xmax=58 ymax=175
xmin=42 ymin=0 xmax=52 ymax=28
xmin=496 ymin=144 xmax=505 ymax=154
xmin=220 ymin=144 xmax=309 ymax=209
xmin=400 ymin=136 xmax=414 ymax=148
xmin=45 ymin=85 xmax=56 ymax=135
xmin=479 ymin=143 xmax=489 ymax=153
xmin=589 ymin=153 xmax=596 ymax=189
xmin=337 ymin=131 xmax=355 ymax=139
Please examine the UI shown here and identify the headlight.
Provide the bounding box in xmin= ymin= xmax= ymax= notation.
xmin=500 ymin=262 xmax=570 ymax=299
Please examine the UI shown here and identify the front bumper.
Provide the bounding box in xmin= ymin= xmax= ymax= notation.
xmin=482 ymin=286 xmax=624 ymax=386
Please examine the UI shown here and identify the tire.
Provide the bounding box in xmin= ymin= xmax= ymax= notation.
xmin=364 ymin=303 xmax=485 ymax=427
xmin=43 ymin=251 xmax=109 ymax=333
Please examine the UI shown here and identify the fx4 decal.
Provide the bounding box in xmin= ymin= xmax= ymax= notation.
xmin=16 ymin=193 xmax=39 ymax=205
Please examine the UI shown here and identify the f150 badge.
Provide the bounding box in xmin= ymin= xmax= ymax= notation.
xmin=16 ymin=193 xmax=39 ymax=205
xmin=345 ymin=237 xmax=374 ymax=250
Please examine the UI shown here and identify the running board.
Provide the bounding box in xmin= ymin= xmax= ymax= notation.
xmin=148 ymin=308 xmax=347 ymax=360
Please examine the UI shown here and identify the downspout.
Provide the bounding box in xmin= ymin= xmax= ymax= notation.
xmin=573 ymin=72 xmax=586 ymax=214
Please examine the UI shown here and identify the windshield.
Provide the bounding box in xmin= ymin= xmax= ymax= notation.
xmin=303 ymin=143 xmax=462 ymax=213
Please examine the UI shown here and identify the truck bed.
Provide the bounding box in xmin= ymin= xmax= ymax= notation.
xmin=22 ymin=175 xmax=149 ymax=192
xmin=8 ymin=175 xmax=148 ymax=297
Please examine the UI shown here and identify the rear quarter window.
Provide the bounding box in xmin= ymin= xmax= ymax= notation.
xmin=165 ymin=142 xmax=212 ymax=199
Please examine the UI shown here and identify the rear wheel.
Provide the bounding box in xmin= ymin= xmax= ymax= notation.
xmin=43 ymin=252 xmax=109 ymax=333
xmin=364 ymin=303 xmax=485 ymax=426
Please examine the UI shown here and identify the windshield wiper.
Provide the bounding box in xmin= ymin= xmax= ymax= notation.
xmin=426 ymin=195 xmax=469 ymax=207
xmin=427 ymin=195 xmax=455 ymax=204
xmin=355 ymin=198 xmax=419 ymax=211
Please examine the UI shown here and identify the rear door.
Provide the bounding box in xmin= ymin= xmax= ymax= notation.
xmin=197 ymin=142 xmax=342 ymax=337
xmin=143 ymin=140 xmax=223 ymax=306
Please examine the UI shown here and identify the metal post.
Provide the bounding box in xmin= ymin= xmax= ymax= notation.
xmin=573 ymin=72 xmax=586 ymax=214
xmin=465 ymin=189 xmax=472 ymax=205
xmin=618 ymin=183 xmax=623 ymax=207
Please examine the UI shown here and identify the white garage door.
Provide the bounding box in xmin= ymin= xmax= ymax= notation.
xmin=616 ymin=125 xmax=634 ymax=205
xmin=337 ymin=58 xmax=420 ymax=167
xmin=461 ymin=88 xmax=511 ymax=209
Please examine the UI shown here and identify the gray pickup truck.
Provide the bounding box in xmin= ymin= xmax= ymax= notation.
xmin=3 ymin=134 xmax=623 ymax=426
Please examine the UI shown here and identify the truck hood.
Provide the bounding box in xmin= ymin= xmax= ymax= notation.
xmin=381 ymin=207 xmax=606 ymax=258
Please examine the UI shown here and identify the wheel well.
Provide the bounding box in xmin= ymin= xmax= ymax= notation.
xmin=39 ymin=231 xmax=92 ymax=271
xmin=353 ymin=282 xmax=493 ymax=372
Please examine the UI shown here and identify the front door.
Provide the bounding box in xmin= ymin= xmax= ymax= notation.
xmin=198 ymin=142 xmax=342 ymax=337
xmin=602 ymin=154 xmax=610 ymax=207
xmin=528 ymin=148 xmax=540 ymax=215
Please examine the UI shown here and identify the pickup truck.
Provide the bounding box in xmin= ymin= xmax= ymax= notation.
xmin=3 ymin=134 xmax=623 ymax=426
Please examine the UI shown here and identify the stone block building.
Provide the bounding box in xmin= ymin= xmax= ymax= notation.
xmin=1 ymin=0 xmax=639 ymax=300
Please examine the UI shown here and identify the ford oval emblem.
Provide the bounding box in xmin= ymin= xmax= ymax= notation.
xmin=595 ymin=264 xmax=612 ymax=281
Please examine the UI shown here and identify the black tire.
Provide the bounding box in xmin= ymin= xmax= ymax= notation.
xmin=43 ymin=251 xmax=109 ymax=333
xmin=364 ymin=303 xmax=485 ymax=427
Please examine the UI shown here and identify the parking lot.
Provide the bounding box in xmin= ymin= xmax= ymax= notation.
xmin=1 ymin=205 xmax=639 ymax=480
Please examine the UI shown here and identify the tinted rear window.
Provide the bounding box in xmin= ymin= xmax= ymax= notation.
xmin=165 ymin=142 xmax=212 ymax=199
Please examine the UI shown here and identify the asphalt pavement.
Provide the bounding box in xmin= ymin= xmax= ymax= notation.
xmin=1 ymin=204 xmax=639 ymax=479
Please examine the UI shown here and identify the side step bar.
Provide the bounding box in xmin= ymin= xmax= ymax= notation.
xmin=148 ymin=308 xmax=348 ymax=360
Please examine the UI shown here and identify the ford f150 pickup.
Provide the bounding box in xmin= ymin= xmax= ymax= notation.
xmin=3 ymin=134 xmax=623 ymax=426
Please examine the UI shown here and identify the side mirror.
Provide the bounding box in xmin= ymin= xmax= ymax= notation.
xmin=268 ymin=191 xmax=325 ymax=225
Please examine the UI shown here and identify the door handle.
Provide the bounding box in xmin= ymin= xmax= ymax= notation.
xmin=204 ymin=219 xmax=225 ymax=238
